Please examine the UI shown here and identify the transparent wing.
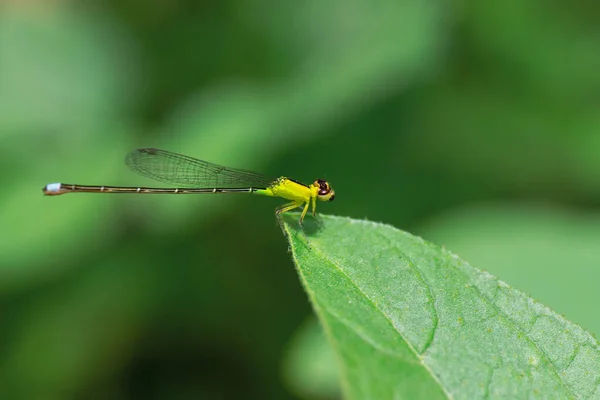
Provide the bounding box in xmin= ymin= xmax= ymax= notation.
xmin=125 ymin=148 xmax=275 ymax=189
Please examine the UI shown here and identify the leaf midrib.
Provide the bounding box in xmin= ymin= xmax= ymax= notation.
xmin=376 ymin=225 xmax=575 ymax=397
xmin=291 ymin=215 xmax=578 ymax=398
xmin=290 ymin=232 xmax=451 ymax=399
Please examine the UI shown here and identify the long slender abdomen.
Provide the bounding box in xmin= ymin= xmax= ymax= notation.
xmin=42 ymin=183 xmax=262 ymax=195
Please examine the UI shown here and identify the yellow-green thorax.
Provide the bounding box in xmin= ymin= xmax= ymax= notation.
xmin=258 ymin=177 xmax=315 ymax=202
xmin=256 ymin=177 xmax=335 ymax=227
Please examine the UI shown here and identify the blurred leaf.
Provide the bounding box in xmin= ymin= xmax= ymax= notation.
xmin=399 ymin=0 xmax=600 ymax=201
xmin=0 ymin=254 xmax=160 ymax=399
xmin=418 ymin=204 xmax=600 ymax=338
xmin=467 ymin=0 xmax=600 ymax=101
xmin=402 ymin=84 xmax=600 ymax=198
xmin=281 ymin=214 xmax=600 ymax=399
xmin=283 ymin=317 xmax=340 ymax=400
xmin=0 ymin=133 xmax=132 ymax=289
xmin=0 ymin=4 xmax=137 ymax=133
xmin=0 ymin=3 xmax=138 ymax=287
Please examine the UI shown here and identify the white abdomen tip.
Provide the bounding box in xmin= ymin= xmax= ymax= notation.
xmin=45 ymin=183 xmax=62 ymax=193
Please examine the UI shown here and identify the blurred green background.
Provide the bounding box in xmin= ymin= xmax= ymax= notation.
xmin=1 ymin=1 xmax=599 ymax=399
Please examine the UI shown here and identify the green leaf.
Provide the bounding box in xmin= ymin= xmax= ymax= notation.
xmin=418 ymin=204 xmax=600 ymax=338
xmin=280 ymin=214 xmax=600 ymax=400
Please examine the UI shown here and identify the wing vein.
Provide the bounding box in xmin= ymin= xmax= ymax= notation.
xmin=124 ymin=148 xmax=275 ymax=189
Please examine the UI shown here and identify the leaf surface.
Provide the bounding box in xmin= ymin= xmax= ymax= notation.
xmin=281 ymin=214 xmax=600 ymax=399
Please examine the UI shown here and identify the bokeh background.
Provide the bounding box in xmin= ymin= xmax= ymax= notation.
xmin=1 ymin=1 xmax=600 ymax=399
